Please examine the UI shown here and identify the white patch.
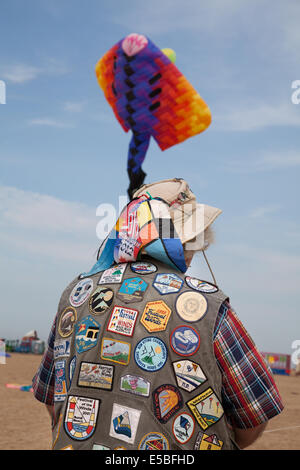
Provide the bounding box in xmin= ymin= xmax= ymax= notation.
xmin=98 ymin=264 xmax=127 ymax=284
xmin=109 ymin=403 xmax=141 ymax=444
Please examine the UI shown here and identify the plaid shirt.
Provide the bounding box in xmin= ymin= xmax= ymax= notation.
xmin=32 ymin=301 xmax=284 ymax=429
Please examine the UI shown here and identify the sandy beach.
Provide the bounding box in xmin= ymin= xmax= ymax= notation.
xmin=0 ymin=353 xmax=299 ymax=450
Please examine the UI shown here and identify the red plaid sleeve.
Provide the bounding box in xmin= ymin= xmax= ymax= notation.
xmin=32 ymin=314 xmax=57 ymax=406
xmin=213 ymin=302 xmax=284 ymax=429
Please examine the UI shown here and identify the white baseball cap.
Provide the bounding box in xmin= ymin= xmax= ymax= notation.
xmin=133 ymin=178 xmax=222 ymax=249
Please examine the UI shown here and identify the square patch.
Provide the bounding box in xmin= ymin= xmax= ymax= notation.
xmin=101 ymin=337 xmax=131 ymax=365
xmin=107 ymin=305 xmax=139 ymax=337
xmin=78 ymin=362 xmax=114 ymax=390
xmin=109 ymin=403 xmax=141 ymax=444
xmin=98 ymin=264 xmax=127 ymax=284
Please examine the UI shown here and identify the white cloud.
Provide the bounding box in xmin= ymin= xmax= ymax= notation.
xmin=214 ymin=102 xmax=300 ymax=132
xmin=0 ymin=58 xmax=69 ymax=84
xmin=63 ymin=101 xmax=87 ymax=113
xmin=249 ymin=205 xmax=282 ymax=219
xmin=27 ymin=118 xmax=74 ymax=128
xmin=1 ymin=64 xmax=41 ymax=84
xmin=225 ymin=150 xmax=300 ymax=174
xmin=0 ymin=186 xmax=96 ymax=234
xmin=0 ymin=186 xmax=100 ymax=263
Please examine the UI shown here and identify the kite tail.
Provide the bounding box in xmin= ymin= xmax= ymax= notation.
xmin=127 ymin=131 xmax=151 ymax=199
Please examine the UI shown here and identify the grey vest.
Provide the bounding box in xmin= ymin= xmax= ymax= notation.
xmin=51 ymin=258 xmax=237 ymax=450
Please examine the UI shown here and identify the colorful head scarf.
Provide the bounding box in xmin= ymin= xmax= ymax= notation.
xmin=80 ymin=195 xmax=187 ymax=278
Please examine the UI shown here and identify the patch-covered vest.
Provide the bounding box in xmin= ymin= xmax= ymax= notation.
xmin=52 ymin=257 xmax=237 ymax=450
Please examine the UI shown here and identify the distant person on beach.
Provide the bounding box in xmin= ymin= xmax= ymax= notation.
xmin=32 ymin=178 xmax=284 ymax=450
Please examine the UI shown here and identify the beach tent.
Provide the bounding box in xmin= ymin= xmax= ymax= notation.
xmin=261 ymin=352 xmax=291 ymax=375
xmin=23 ymin=330 xmax=38 ymax=340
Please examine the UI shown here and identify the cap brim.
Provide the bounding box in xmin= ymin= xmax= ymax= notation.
xmin=172 ymin=203 xmax=222 ymax=244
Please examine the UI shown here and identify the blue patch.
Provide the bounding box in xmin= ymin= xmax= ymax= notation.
xmin=134 ymin=336 xmax=168 ymax=372
xmin=54 ymin=339 xmax=71 ymax=359
xmin=75 ymin=316 xmax=100 ymax=354
xmin=54 ymin=360 xmax=67 ymax=402
xmin=113 ymin=412 xmax=132 ymax=438
xmin=153 ymin=273 xmax=183 ymax=295
xmin=170 ymin=325 xmax=200 ymax=357
xmin=69 ymin=356 xmax=77 ymax=386
xmin=116 ymin=277 xmax=148 ymax=303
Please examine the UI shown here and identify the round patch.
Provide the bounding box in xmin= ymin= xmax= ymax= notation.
xmin=175 ymin=291 xmax=207 ymax=322
xmin=172 ymin=413 xmax=195 ymax=444
xmin=89 ymin=286 xmax=114 ymax=314
xmin=138 ymin=432 xmax=169 ymax=450
xmin=170 ymin=325 xmax=200 ymax=357
xmin=70 ymin=278 xmax=93 ymax=307
xmin=185 ymin=276 xmax=218 ymax=294
xmin=58 ymin=306 xmax=77 ymax=338
xmin=134 ymin=337 xmax=167 ymax=372
xmin=130 ymin=262 xmax=157 ymax=275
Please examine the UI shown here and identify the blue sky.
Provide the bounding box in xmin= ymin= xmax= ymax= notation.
xmin=0 ymin=0 xmax=299 ymax=360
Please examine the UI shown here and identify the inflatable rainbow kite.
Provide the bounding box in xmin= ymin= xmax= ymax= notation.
xmin=95 ymin=33 xmax=211 ymax=198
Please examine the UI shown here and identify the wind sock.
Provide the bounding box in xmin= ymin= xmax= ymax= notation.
xmin=95 ymin=33 xmax=211 ymax=199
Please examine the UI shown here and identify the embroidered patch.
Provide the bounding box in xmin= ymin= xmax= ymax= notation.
xmin=78 ymin=362 xmax=114 ymax=390
xmin=185 ymin=276 xmax=218 ymax=294
xmin=134 ymin=336 xmax=167 ymax=372
xmin=69 ymin=278 xmax=93 ymax=307
xmin=153 ymin=384 xmax=183 ymax=423
xmin=64 ymin=396 xmax=100 ymax=441
xmin=172 ymin=360 xmax=207 ymax=392
xmin=54 ymin=360 xmax=67 ymax=402
xmin=116 ymin=277 xmax=148 ymax=303
xmin=120 ymin=374 xmax=150 ymax=397
xmin=58 ymin=306 xmax=77 ymax=338
xmin=89 ymin=286 xmax=114 ymax=315
xmin=54 ymin=339 xmax=71 ymax=359
xmin=194 ymin=431 xmax=223 ymax=450
xmin=98 ymin=264 xmax=127 ymax=284
xmin=75 ymin=315 xmax=100 ymax=354
xmin=101 ymin=338 xmax=131 ymax=365
xmin=186 ymin=387 xmax=224 ymax=430
xmin=153 ymin=273 xmax=183 ymax=295
xmin=130 ymin=261 xmax=157 ymax=275
xmin=170 ymin=325 xmax=200 ymax=357
xmin=114 ymin=446 xmax=126 ymax=450
xmin=140 ymin=300 xmax=171 ymax=333
xmin=138 ymin=432 xmax=169 ymax=450
xmin=172 ymin=413 xmax=195 ymax=444
xmin=69 ymin=356 xmax=76 ymax=386
xmin=175 ymin=291 xmax=208 ymax=322
xmin=109 ymin=403 xmax=141 ymax=444
xmin=93 ymin=444 xmax=111 ymax=450
xmin=107 ymin=305 xmax=139 ymax=337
